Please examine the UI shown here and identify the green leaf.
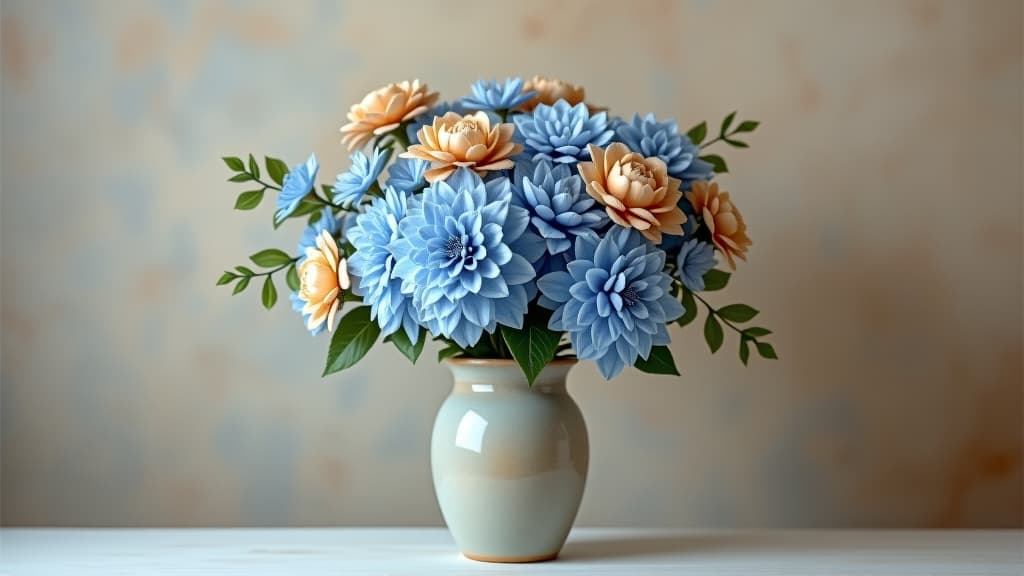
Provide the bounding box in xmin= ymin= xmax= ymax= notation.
xmin=718 ymin=304 xmax=759 ymax=323
xmin=232 ymin=276 xmax=250 ymax=295
xmin=704 ymin=314 xmax=724 ymax=354
xmin=756 ymin=341 xmax=778 ymax=359
xmin=700 ymin=154 xmax=729 ymax=174
xmin=261 ymin=277 xmax=277 ymax=310
xmin=702 ymin=269 xmax=731 ymax=291
xmin=739 ymin=337 xmax=750 ymax=366
xmin=229 ymin=173 xmax=254 ymax=183
xmin=686 ymin=121 xmax=707 ymax=145
xmin=501 ymin=311 xmax=561 ymax=386
xmin=216 ymin=272 xmax=237 ymax=286
xmin=234 ymin=189 xmax=265 ymax=210
xmin=720 ymin=111 xmax=737 ymax=135
xmin=323 ymin=306 xmax=381 ymax=376
xmin=735 ymin=120 xmax=760 ymax=133
xmin=635 ymin=346 xmax=680 ymax=376
xmin=265 ymin=156 xmax=289 ymax=186
xmin=678 ymin=290 xmax=698 ymax=327
xmin=744 ymin=327 xmax=773 ymax=338
xmin=723 ymin=138 xmax=749 ymax=149
xmin=250 ymin=248 xmax=292 ymax=268
xmin=234 ymin=266 xmax=254 ymax=276
xmin=285 ymin=264 xmax=300 ymax=292
xmin=389 ymin=327 xmax=426 ymax=364
xmin=438 ymin=344 xmax=462 ymax=363
xmin=222 ymin=156 xmax=245 ymax=172
xmin=248 ymin=154 xmax=260 ymax=179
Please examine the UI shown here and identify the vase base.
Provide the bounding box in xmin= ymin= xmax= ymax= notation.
xmin=463 ymin=551 xmax=559 ymax=563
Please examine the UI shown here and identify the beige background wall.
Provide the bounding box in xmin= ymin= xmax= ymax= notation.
xmin=1 ymin=0 xmax=1021 ymax=527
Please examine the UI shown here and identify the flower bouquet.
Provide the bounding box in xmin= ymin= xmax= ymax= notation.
xmin=217 ymin=77 xmax=775 ymax=562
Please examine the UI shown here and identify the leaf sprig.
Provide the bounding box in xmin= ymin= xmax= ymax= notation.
xmin=686 ymin=111 xmax=759 ymax=175
xmin=216 ymin=248 xmax=298 ymax=311
xmin=676 ymin=269 xmax=777 ymax=365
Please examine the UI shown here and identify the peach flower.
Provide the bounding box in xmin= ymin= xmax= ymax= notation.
xmin=298 ymin=230 xmax=351 ymax=332
xmin=401 ymin=111 xmax=521 ymax=183
xmin=577 ymin=143 xmax=687 ymax=243
xmin=340 ymin=80 xmax=439 ymax=150
xmin=519 ymin=76 xmax=587 ymax=111
xmin=686 ymin=180 xmax=751 ymax=269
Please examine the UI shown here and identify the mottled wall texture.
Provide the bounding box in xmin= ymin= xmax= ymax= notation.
xmin=1 ymin=0 xmax=1021 ymax=528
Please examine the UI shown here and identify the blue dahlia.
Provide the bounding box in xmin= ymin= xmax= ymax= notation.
xmin=275 ymin=153 xmax=318 ymax=223
xmin=538 ymin=228 xmax=685 ymax=379
xmin=297 ymin=208 xmax=340 ymax=263
xmin=613 ymin=114 xmax=713 ymax=187
xmin=512 ymin=158 xmax=607 ymax=258
xmin=675 ymin=238 xmax=717 ymax=292
xmin=392 ymin=168 xmax=544 ymax=348
xmin=347 ymin=187 xmax=422 ymax=343
xmin=332 ymin=147 xmax=388 ymax=206
xmin=513 ymin=99 xmax=614 ymax=164
xmin=385 ymin=157 xmax=429 ymax=193
xmin=461 ymin=77 xmax=535 ymax=112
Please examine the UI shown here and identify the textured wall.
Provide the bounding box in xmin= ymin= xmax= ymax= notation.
xmin=1 ymin=0 xmax=1021 ymax=528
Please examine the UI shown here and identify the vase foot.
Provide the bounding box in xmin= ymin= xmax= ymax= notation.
xmin=463 ymin=551 xmax=559 ymax=563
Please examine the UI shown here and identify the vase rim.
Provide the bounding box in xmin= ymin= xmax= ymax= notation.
xmin=444 ymin=357 xmax=578 ymax=368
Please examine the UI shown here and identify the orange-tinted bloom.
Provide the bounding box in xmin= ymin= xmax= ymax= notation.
xmin=686 ymin=180 xmax=751 ymax=269
xmin=340 ymin=80 xmax=439 ymax=150
xmin=298 ymin=230 xmax=351 ymax=332
xmin=401 ymin=111 xmax=521 ymax=183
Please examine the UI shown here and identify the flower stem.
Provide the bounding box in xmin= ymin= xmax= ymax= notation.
xmin=690 ymin=289 xmax=763 ymax=343
xmin=391 ymin=126 xmax=411 ymax=150
xmin=247 ymin=258 xmax=298 ymax=278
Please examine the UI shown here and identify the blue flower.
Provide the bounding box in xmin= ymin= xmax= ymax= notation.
xmin=392 ymin=168 xmax=544 ymax=348
xmin=332 ymin=147 xmax=388 ymax=206
xmin=462 ymin=77 xmax=535 ymax=112
xmin=513 ymin=99 xmax=613 ymax=164
xmin=675 ymin=238 xmax=717 ymax=292
xmin=297 ymin=208 xmax=340 ymax=263
xmin=613 ymin=114 xmax=713 ymax=187
xmin=512 ymin=158 xmax=607 ymax=261
xmin=406 ymin=101 xmax=471 ymax=143
xmin=538 ymin=228 xmax=684 ymax=379
xmin=385 ymin=157 xmax=429 ymax=193
xmin=347 ymin=187 xmax=422 ymax=343
xmin=276 ymin=153 xmax=318 ymax=223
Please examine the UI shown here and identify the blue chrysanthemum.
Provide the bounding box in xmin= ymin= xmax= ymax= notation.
xmin=392 ymin=168 xmax=544 ymax=348
xmin=333 ymin=147 xmax=388 ymax=207
xmin=513 ymin=99 xmax=613 ymax=164
xmin=275 ymin=153 xmax=318 ymax=223
xmin=613 ymin=114 xmax=713 ymax=187
xmin=512 ymin=158 xmax=608 ymax=263
xmin=675 ymin=238 xmax=717 ymax=292
xmin=347 ymin=187 xmax=422 ymax=343
xmin=461 ymin=77 xmax=535 ymax=112
xmin=385 ymin=157 xmax=429 ymax=193
xmin=405 ymin=101 xmax=472 ymax=143
xmin=538 ymin=228 xmax=685 ymax=379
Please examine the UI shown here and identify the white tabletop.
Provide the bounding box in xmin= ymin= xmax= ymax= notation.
xmin=1 ymin=528 xmax=1021 ymax=575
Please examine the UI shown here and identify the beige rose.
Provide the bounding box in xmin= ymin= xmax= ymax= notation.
xmin=686 ymin=180 xmax=751 ymax=269
xmin=298 ymin=230 xmax=351 ymax=332
xmin=340 ymin=80 xmax=439 ymax=150
xmin=577 ymin=143 xmax=687 ymax=243
xmin=400 ymin=111 xmax=521 ymax=183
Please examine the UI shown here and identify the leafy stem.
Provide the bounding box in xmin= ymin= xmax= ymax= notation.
xmin=692 ymin=290 xmax=757 ymax=340
xmin=245 ymin=258 xmax=297 ymax=278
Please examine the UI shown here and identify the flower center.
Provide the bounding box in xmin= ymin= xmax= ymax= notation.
xmin=452 ymin=118 xmax=481 ymax=134
xmin=620 ymin=285 xmax=640 ymax=307
xmin=443 ymin=235 xmax=464 ymax=259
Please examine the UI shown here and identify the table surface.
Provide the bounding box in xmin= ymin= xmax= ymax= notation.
xmin=1 ymin=528 xmax=1021 ymax=575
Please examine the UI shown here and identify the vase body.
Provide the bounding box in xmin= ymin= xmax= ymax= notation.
xmin=431 ymin=358 xmax=588 ymax=563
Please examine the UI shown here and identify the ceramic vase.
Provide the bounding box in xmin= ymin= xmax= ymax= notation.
xmin=431 ymin=358 xmax=589 ymax=563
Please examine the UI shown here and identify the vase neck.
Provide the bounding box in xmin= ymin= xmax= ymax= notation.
xmin=445 ymin=359 xmax=576 ymax=395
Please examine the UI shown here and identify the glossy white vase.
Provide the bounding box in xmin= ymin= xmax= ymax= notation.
xmin=431 ymin=358 xmax=589 ymax=563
